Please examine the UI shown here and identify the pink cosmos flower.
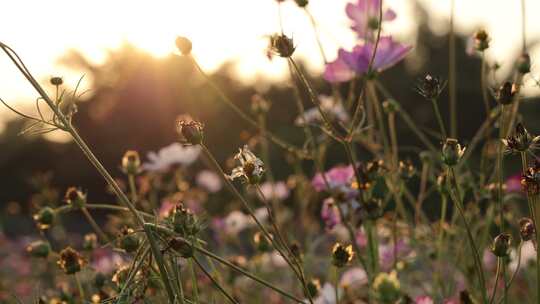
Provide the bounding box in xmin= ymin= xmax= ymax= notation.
xmin=321 ymin=198 xmax=341 ymax=230
xmin=312 ymin=165 xmax=355 ymax=192
xmin=324 ymin=37 xmax=412 ymax=83
xmin=260 ymin=181 xmax=290 ymax=201
xmin=340 ymin=267 xmax=368 ymax=288
xmin=346 ymin=0 xmax=397 ymax=40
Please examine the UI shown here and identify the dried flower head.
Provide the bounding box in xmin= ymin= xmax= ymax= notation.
xmin=33 ymin=207 xmax=56 ymax=230
xmin=496 ymin=82 xmax=517 ymax=105
xmin=50 ymin=76 xmax=63 ymax=86
xmin=415 ymin=74 xmax=445 ymax=100
xmin=442 ymin=138 xmax=465 ymax=166
xmin=516 ymin=53 xmax=531 ymax=74
xmin=175 ymin=36 xmax=192 ymax=55
xmin=64 ymin=187 xmax=86 ymax=208
xmin=27 ymin=240 xmax=51 ymax=258
xmin=121 ymin=150 xmax=141 ymax=175
xmin=519 ymin=217 xmax=535 ymax=241
xmin=473 ymin=29 xmax=490 ymax=51
xmin=178 ymin=119 xmax=204 ymax=145
xmin=521 ymin=163 xmax=540 ymax=195
xmin=58 ymin=247 xmax=85 ymax=274
xmin=491 ymin=233 xmax=512 ymax=257
xmin=228 ymin=145 xmax=265 ymax=184
xmin=502 ymin=123 xmax=540 ymax=154
xmin=268 ymin=34 xmax=295 ymax=58
xmin=332 ymin=243 xmax=354 ymax=267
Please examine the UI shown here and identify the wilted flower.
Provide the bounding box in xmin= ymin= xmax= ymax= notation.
xmin=373 ymin=271 xmax=401 ymax=303
xmin=58 ymin=247 xmax=85 ymax=274
xmin=415 ymin=74 xmax=445 ymax=100
xmin=175 ymin=36 xmax=192 ymax=55
xmin=259 ymin=181 xmax=290 ymax=201
xmin=143 ymin=143 xmax=201 ymax=171
xmin=519 ymin=217 xmax=535 ymax=241
xmin=346 ymin=0 xmax=397 ymax=40
xmin=33 ymin=207 xmax=56 ymax=230
xmin=121 ymin=150 xmax=141 ymax=175
xmin=442 ymin=138 xmax=465 ymax=166
xmin=332 ymin=243 xmax=354 ymax=267
xmin=268 ymin=33 xmax=295 ymax=58
xmin=496 ymin=82 xmax=517 ymax=105
xmin=324 ymin=37 xmax=412 ymax=82
xmin=321 ymin=198 xmax=342 ymax=230
xmin=295 ymin=95 xmax=349 ymax=126
xmin=64 ymin=187 xmax=86 ymax=208
xmin=502 ymin=123 xmax=540 ymax=154
xmin=26 ymin=240 xmax=50 ymax=258
xmin=491 ymin=233 xmax=512 ymax=257
xmin=228 ymin=145 xmax=265 ymax=184
xmin=516 ymin=53 xmax=531 ymax=74
xmin=178 ymin=119 xmax=204 ymax=145
xmin=196 ymin=170 xmax=223 ymax=193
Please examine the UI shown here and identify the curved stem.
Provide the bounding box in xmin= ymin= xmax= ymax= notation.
xmin=431 ymin=98 xmax=447 ymax=140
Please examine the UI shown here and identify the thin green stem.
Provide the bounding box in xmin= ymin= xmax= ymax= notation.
xmin=449 ymin=0 xmax=457 ymax=138
xmin=74 ymin=273 xmax=85 ymax=301
xmin=334 ymin=266 xmax=340 ymax=304
xmin=489 ymin=258 xmax=502 ymax=304
xmin=431 ymin=98 xmax=447 ymax=140
xmin=188 ymin=259 xmax=199 ymax=303
xmin=80 ymin=207 xmax=109 ymax=243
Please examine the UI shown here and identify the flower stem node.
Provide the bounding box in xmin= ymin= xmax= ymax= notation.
xmin=268 ymin=34 xmax=295 ymax=58
xmin=442 ymin=138 xmax=465 ymax=166
xmin=122 ymin=150 xmax=141 ymax=175
xmin=64 ymin=187 xmax=87 ymax=209
xmin=178 ymin=120 xmax=204 ymax=145
xmin=58 ymin=247 xmax=85 ymax=275
xmin=26 ymin=240 xmax=51 ymax=258
xmin=516 ymin=53 xmax=531 ymax=75
xmin=33 ymin=207 xmax=56 ymax=230
xmin=519 ymin=217 xmax=535 ymax=241
xmin=118 ymin=227 xmax=140 ymax=253
xmin=331 ymin=242 xmax=354 ymax=268
xmin=491 ymin=233 xmax=512 ymax=258
xmin=175 ymin=36 xmax=192 ymax=56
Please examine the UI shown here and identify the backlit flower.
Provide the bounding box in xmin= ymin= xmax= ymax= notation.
xmin=142 ymin=143 xmax=201 ymax=171
xmin=228 ymin=145 xmax=265 ymax=184
xmin=346 ymin=0 xmax=397 ymax=41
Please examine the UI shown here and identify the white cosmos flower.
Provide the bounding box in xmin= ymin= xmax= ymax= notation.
xmin=196 ymin=170 xmax=222 ymax=193
xmin=142 ymin=143 xmax=201 ymax=172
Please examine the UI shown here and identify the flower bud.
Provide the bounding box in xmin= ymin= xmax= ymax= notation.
xmin=50 ymin=77 xmax=63 ymax=86
xmin=442 ymin=138 xmax=465 ymax=166
xmin=64 ymin=187 xmax=87 ymax=208
xmin=253 ymin=231 xmax=272 ymax=252
xmin=305 ymin=279 xmax=321 ymax=298
xmin=118 ymin=227 xmax=139 ymax=253
xmin=83 ymin=233 xmax=98 ymax=251
xmin=373 ymin=271 xmax=401 ymax=304
xmin=331 ymin=243 xmax=354 ymax=267
xmin=473 ymin=30 xmax=490 ymax=51
xmin=168 ymin=237 xmax=194 ymax=258
xmin=398 ymin=160 xmax=415 ymax=179
xmin=269 ymin=34 xmax=295 ymax=58
xmin=290 ymin=241 xmax=303 ymax=262
xmin=496 ymin=82 xmax=517 ymax=105
xmin=294 ymin=0 xmax=309 ymax=7
xmin=516 ymin=53 xmax=531 ymax=74
xmin=382 ymin=99 xmax=400 ymax=114
xmin=58 ymin=247 xmax=85 ymax=274
xmin=415 ymin=74 xmax=444 ymax=100
xmin=27 ymin=240 xmax=51 ymax=258
xmin=171 ymin=203 xmax=200 ymax=236
xmin=121 ymin=150 xmax=141 ymax=175
xmin=178 ymin=120 xmax=204 ymax=145
xmin=519 ymin=217 xmax=535 ymax=241
xmin=175 ymin=36 xmax=192 ymax=55
xmin=33 ymin=207 xmax=56 ymax=230
xmin=491 ymin=233 xmax=512 ymax=257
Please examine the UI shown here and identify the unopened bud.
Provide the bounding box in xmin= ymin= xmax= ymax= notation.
xmin=175 ymin=36 xmax=192 ymax=55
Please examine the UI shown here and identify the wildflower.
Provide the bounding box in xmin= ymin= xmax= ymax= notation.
xmin=118 ymin=227 xmax=139 ymax=253
xmin=491 ymin=233 xmax=512 ymax=257
xmin=64 ymin=187 xmax=86 ymax=208
xmin=415 ymin=74 xmax=445 ymax=100
xmin=178 ymin=119 xmax=204 ymax=145
xmin=321 ymin=198 xmax=341 ymax=230
xmin=121 ymin=150 xmax=141 ymax=175
xmin=58 ymin=247 xmax=85 ymax=274
xmin=33 ymin=207 xmax=56 ymax=230
xmin=82 ymin=233 xmax=98 ymax=251
xmin=305 ymin=278 xmax=321 ymax=299
xmin=379 ymin=239 xmax=412 ymax=271
xmin=50 ymin=77 xmax=63 ymax=86
xmin=196 ymin=170 xmax=222 ymax=193
xmin=313 ymin=282 xmax=336 ymax=304
xmin=505 ymin=174 xmax=522 ymax=193
xmin=373 ymin=271 xmax=401 ymax=303
xmin=442 ymin=138 xmax=465 ymax=166
xmin=331 ymin=243 xmax=354 ymax=267
xmin=175 ymin=36 xmax=192 ymax=55
xmin=472 ymin=30 xmax=490 ymax=51
xmin=91 ymin=248 xmax=124 ymax=274
xmin=26 ymin=240 xmax=50 ymax=258
xmin=496 ymin=82 xmax=517 ymax=105
xmin=346 ymin=0 xmax=397 ymax=41
xmin=295 ymin=95 xmax=349 ymax=126
xmin=502 ymin=123 xmax=540 ymax=154
xmin=259 ymin=181 xmax=290 ymax=201
xmin=253 ymin=232 xmax=272 ymax=252
xmin=171 ymin=203 xmax=200 ymax=236
xmin=324 ymin=37 xmax=411 ymax=82
xmin=167 ymin=237 xmax=193 ymax=258
xmin=228 ymin=145 xmax=265 ymax=184
xmin=516 ymin=53 xmax=531 ymax=74
xmin=142 ymin=143 xmax=201 ymax=171
xmin=519 ymin=217 xmax=535 ymax=241
xmin=294 ymin=0 xmax=309 ymax=7
xmin=222 ymin=210 xmax=250 ymax=235
xmin=268 ymin=34 xmax=295 ymax=58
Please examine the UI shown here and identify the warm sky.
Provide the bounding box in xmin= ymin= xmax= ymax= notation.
xmin=1 ymin=0 xmax=539 ymax=129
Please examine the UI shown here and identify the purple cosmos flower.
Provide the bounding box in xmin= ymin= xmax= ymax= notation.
xmin=321 ymin=198 xmax=341 ymax=230
xmin=324 ymin=37 xmax=412 ymax=83
xmin=346 ymin=0 xmax=397 ymax=40
xmin=379 ymin=239 xmax=412 ymax=271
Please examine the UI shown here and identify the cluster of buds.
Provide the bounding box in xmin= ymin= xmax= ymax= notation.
xmin=268 ymin=34 xmax=295 ymax=58
xmin=472 ymin=29 xmax=490 ymax=51
xmin=519 ymin=217 xmax=535 ymax=241
xmin=64 ymin=187 xmax=87 ymax=208
xmin=415 ymin=74 xmax=445 ymax=100
xmin=33 ymin=207 xmax=56 ymax=230
xmin=502 ymin=123 xmax=540 ymax=154
xmin=442 ymin=138 xmax=466 ymax=166
xmin=167 ymin=237 xmax=193 ymax=258
xmin=121 ymin=150 xmax=141 ymax=175
xmin=228 ymin=145 xmax=265 ymax=184
xmin=516 ymin=53 xmax=531 ymax=75
xmin=373 ymin=271 xmax=401 ymax=303
xmin=521 ymin=161 xmax=540 ymax=195
xmin=118 ymin=227 xmax=140 ymax=253
xmin=496 ymin=82 xmax=517 ymax=105
xmin=175 ymin=36 xmax=192 ymax=56
xmin=178 ymin=119 xmax=204 ymax=145
xmin=171 ymin=203 xmax=200 ymax=236
xmin=26 ymin=240 xmax=51 ymax=258
xmin=58 ymin=247 xmax=85 ymax=274
xmin=331 ymin=242 xmax=354 ymax=267
xmin=253 ymin=231 xmax=272 ymax=252
xmin=491 ymin=233 xmax=512 ymax=257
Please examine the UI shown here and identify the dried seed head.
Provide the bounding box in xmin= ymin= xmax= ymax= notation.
xmin=269 ymin=34 xmax=295 ymax=58
xmin=496 ymin=82 xmax=517 ymax=105
xmin=27 ymin=240 xmax=51 ymax=258
xmin=33 ymin=207 xmax=56 ymax=230
xmin=175 ymin=36 xmax=192 ymax=55
xmin=519 ymin=217 xmax=535 ymax=241
xmin=521 ymin=164 xmax=540 ymax=195
xmin=415 ymin=74 xmax=445 ymax=100
xmin=64 ymin=187 xmax=86 ymax=208
xmin=442 ymin=138 xmax=465 ymax=166
xmin=516 ymin=53 xmax=531 ymax=74
xmin=491 ymin=233 xmax=512 ymax=257
xmin=178 ymin=119 xmax=204 ymax=145
xmin=502 ymin=123 xmax=540 ymax=154
xmin=331 ymin=243 xmax=354 ymax=267
xmin=50 ymin=77 xmax=63 ymax=86
xmin=58 ymin=247 xmax=85 ymax=274
xmin=294 ymin=0 xmax=309 ymax=7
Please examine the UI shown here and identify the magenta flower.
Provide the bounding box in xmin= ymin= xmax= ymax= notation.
xmin=505 ymin=173 xmax=522 ymax=193
xmin=346 ymin=0 xmax=397 ymax=40
xmin=324 ymin=37 xmax=412 ymax=83
xmin=312 ymin=165 xmax=355 ymax=192
xmin=321 ymin=198 xmax=341 ymax=230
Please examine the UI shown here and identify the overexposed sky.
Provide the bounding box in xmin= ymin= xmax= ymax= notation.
xmin=0 ymin=0 xmax=539 ymax=122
